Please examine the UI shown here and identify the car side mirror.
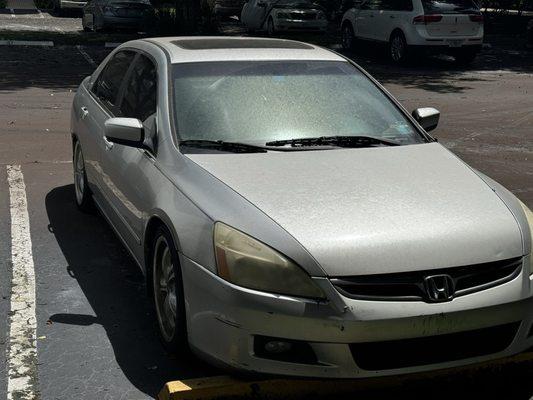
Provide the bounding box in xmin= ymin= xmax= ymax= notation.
xmin=104 ymin=118 xmax=144 ymax=147
xmin=412 ymin=107 xmax=440 ymax=132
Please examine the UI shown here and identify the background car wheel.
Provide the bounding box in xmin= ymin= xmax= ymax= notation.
xmin=151 ymin=226 xmax=188 ymax=353
xmin=341 ymin=23 xmax=355 ymax=51
xmin=389 ymin=31 xmax=409 ymax=64
xmin=453 ymin=48 xmax=478 ymax=65
xmin=73 ymin=140 xmax=94 ymax=213
xmin=267 ymin=17 xmax=275 ymax=36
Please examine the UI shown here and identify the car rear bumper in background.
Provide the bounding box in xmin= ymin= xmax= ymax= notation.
xmin=60 ymin=0 xmax=86 ymax=8
xmin=102 ymin=15 xmax=146 ymax=27
xmin=406 ymin=25 xmax=484 ymax=48
xmin=181 ymin=254 xmax=533 ymax=378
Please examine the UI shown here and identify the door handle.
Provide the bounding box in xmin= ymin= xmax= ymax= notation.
xmin=103 ymin=136 xmax=114 ymax=151
xmin=80 ymin=106 xmax=89 ymax=120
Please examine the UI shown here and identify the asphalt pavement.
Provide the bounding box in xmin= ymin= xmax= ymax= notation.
xmin=0 ymin=18 xmax=532 ymax=400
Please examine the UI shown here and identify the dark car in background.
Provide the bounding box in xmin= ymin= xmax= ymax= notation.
xmin=82 ymin=0 xmax=154 ymax=32
xmin=212 ymin=0 xmax=246 ymax=18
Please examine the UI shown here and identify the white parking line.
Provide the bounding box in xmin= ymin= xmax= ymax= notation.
xmin=6 ymin=165 xmax=39 ymax=400
xmin=76 ymin=44 xmax=96 ymax=67
xmin=0 ymin=40 xmax=54 ymax=47
xmin=10 ymin=8 xmax=15 ymax=17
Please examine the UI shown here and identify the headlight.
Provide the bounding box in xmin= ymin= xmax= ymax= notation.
xmin=317 ymin=10 xmax=326 ymax=19
xmin=518 ymin=200 xmax=533 ymax=275
xmin=214 ymin=222 xmax=325 ymax=299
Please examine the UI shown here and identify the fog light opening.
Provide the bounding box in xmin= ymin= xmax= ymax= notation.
xmin=264 ymin=340 xmax=293 ymax=354
xmin=254 ymin=335 xmax=318 ymax=364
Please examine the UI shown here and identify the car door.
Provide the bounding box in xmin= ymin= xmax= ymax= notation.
xmin=376 ymin=0 xmax=413 ymax=42
xmin=242 ymin=0 xmax=268 ymax=29
xmin=98 ymin=53 xmax=158 ymax=250
xmin=84 ymin=50 xmax=137 ymax=227
xmin=355 ymin=0 xmax=382 ymax=40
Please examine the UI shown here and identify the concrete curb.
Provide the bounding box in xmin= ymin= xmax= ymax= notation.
xmin=159 ymin=352 xmax=533 ymax=400
xmin=0 ymin=39 xmax=53 ymax=46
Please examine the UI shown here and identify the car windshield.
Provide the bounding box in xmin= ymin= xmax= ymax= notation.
xmin=422 ymin=0 xmax=480 ymax=14
xmin=172 ymin=61 xmax=425 ymax=146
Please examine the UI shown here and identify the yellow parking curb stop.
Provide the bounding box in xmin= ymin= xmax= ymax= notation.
xmin=159 ymin=351 xmax=533 ymax=400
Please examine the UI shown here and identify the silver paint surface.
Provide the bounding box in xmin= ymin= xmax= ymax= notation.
xmin=188 ymin=143 xmax=524 ymax=276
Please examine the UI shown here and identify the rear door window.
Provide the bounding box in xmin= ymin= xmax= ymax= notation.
xmin=422 ymin=0 xmax=480 ymax=14
xmin=92 ymin=50 xmax=136 ymax=113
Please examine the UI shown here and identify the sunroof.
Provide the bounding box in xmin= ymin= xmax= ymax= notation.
xmin=173 ymin=38 xmax=313 ymax=50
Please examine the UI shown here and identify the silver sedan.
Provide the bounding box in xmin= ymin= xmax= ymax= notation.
xmin=71 ymin=36 xmax=533 ymax=378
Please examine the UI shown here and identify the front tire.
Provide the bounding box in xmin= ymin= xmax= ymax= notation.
xmin=267 ymin=17 xmax=275 ymax=36
xmin=151 ymin=226 xmax=188 ymax=353
xmin=341 ymin=23 xmax=355 ymax=51
xmin=73 ymin=141 xmax=94 ymax=213
xmin=389 ymin=31 xmax=409 ymax=64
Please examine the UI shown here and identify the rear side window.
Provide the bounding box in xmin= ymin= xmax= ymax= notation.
xmin=422 ymin=0 xmax=480 ymax=14
xmin=120 ymin=54 xmax=157 ymax=122
xmin=92 ymin=50 xmax=136 ymax=112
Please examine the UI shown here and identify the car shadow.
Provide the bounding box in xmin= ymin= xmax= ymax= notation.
xmin=45 ymin=184 xmax=218 ymax=398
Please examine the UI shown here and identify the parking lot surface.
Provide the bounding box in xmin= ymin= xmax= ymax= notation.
xmin=0 ymin=17 xmax=532 ymax=400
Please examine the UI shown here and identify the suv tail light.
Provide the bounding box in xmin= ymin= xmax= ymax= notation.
xmin=469 ymin=14 xmax=484 ymax=23
xmin=413 ymin=14 xmax=443 ymax=24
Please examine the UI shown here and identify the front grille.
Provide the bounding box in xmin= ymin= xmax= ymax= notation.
xmin=289 ymin=12 xmax=316 ymax=20
xmin=331 ymin=257 xmax=522 ymax=303
xmin=350 ymin=322 xmax=520 ymax=370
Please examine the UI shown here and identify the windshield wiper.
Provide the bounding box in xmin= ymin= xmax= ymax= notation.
xmin=179 ymin=139 xmax=269 ymax=153
xmin=265 ymin=135 xmax=401 ymax=148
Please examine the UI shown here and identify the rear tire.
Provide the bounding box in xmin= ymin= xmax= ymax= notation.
xmin=341 ymin=22 xmax=355 ymax=51
xmin=389 ymin=31 xmax=409 ymax=64
xmin=151 ymin=225 xmax=188 ymax=354
xmin=73 ymin=140 xmax=94 ymax=213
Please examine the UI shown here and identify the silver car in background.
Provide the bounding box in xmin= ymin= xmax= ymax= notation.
xmin=71 ymin=36 xmax=533 ymax=378
xmin=81 ymin=0 xmax=154 ymax=32
xmin=241 ymin=0 xmax=328 ymax=35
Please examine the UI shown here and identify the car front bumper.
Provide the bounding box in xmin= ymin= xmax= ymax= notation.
xmin=182 ymin=254 xmax=533 ymax=378
xmin=274 ymin=18 xmax=328 ymax=32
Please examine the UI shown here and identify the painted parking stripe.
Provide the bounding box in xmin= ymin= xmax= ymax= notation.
xmin=6 ymin=165 xmax=39 ymax=400
xmin=10 ymin=8 xmax=15 ymax=17
xmin=76 ymin=45 xmax=96 ymax=67
xmin=0 ymin=40 xmax=54 ymax=47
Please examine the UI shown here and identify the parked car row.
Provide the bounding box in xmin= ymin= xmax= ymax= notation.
xmin=341 ymin=0 xmax=484 ymax=64
xmin=81 ymin=0 xmax=154 ymax=32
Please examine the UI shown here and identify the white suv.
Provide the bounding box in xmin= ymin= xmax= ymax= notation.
xmin=341 ymin=0 xmax=484 ymax=64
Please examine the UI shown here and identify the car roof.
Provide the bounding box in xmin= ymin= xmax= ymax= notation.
xmin=142 ymin=36 xmax=346 ymax=64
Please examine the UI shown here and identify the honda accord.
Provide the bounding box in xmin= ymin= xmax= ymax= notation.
xmin=71 ymin=36 xmax=533 ymax=377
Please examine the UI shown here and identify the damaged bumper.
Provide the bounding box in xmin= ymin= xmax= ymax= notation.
xmin=181 ymin=254 xmax=533 ymax=378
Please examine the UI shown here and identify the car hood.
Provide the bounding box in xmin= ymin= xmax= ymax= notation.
xmin=186 ymin=143 xmax=523 ymax=276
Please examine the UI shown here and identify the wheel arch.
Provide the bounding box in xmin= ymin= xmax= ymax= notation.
xmin=143 ymin=212 xmax=182 ymax=285
xmin=390 ymin=28 xmax=407 ymax=44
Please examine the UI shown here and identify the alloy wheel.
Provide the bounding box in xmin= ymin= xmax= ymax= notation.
xmin=73 ymin=142 xmax=86 ymax=206
xmin=153 ymin=236 xmax=178 ymax=342
xmin=390 ymin=35 xmax=406 ymax=63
